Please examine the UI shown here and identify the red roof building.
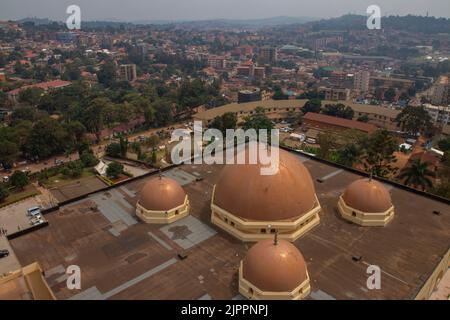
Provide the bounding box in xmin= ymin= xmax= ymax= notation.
xmin=7 ymin=80 xmax=71 ymax=102
xmin=303 ymin=112 xmax=377 ymax=134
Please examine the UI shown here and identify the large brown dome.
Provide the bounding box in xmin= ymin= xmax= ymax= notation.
xmin=242 ymin=239 xmax=308 ymax=292
xmin=342 ymin=179 xmax=393 ymax=213
xmin=138 ymin=176 xmax=186 ymax=211
xmin=213 ymin=148 xmax=317 ymax=221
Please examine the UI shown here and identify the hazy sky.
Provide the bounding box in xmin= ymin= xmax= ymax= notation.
xmin=0 ymin=0 xmax=449 ymax=21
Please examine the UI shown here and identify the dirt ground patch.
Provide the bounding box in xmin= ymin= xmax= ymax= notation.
xmin=50 ymin=176 xmax=108 ymax=203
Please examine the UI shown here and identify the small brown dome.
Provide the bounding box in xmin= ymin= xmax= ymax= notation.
xmin=213 ymin=149 xmax=317 ymax=221
xmin=242 ymin=239 xmax=308 ymax=292
xmin=138 ymin=176 xmax=186 ymax=211
xmin=342 ymin=179 xmax=393 ymax=213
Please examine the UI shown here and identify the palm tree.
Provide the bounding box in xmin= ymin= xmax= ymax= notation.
xmin=399 ymin=159 xmax=435 ymax=191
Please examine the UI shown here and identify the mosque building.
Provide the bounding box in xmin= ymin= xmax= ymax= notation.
xmin=135 ymin=175 xmax=190 ymax=224
xmin=210 ymin=149 xmax=321 ymax=242
xmin=337 ymin=178 xmax=395 ymax=226
xmin=239 ymin=236 xmax=311 ymax=300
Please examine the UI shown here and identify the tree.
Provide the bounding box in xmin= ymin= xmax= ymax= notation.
xmin=0 ymin=185 xmax=8 ymax=202
xmin=384 ymin=88 xmax=397 ymax=102
xmin=322 ymin=103 xmax=354 ymax=119
xmin=357 ymin=114 xmax=370 ymax=123
xmin=23 ymin=118 xmax=68 ymax=159
xmin=11 ymin=106 xmax=39 ymax=124
xmin=395 ymin=106 xmax=433 ymax=137
xmin=242 ymin=107 xmax=274 ymax=133
xmin=97 ymin=61 xmax=117 ymax=87
xmin=438 ymin=137 xmax=450 ymax=152
xmin=144 ymin=105 xmax=156 ymax=127
xmin=151 ymin=149 xmax=158 ymax=165
xmin=0 ymin=140 xmax=19 ymax=168
xmin=62 ymin=64 xmax=81 ymax=81
xmin=362 ymin=130 xmax=398 ymax=178
xmin=337 ymin=143 xmax=363 ymax=167
xmin=316 ymin=132 xmax=338 ymax=160
xmin=80 ymin=152 xmax=99 ymax=167
xmin=119 ymin=136 xmax=128 ymax=157
xmin=302 ymin=99 xmax=322 ymax=114
xmin=10 ymin=170 xmax=28 ymax=190
xmin=18 ymin=87 xmax=44 ymax=105
xmin=106 ymin=143 xmax=122 ymax=158
xmin=61 ymin=162 xmax=83 ymax=179
xmin=83 ymin=97 xmax=108 ymax=138
xmin=152 ymin=100 xmax=173 ymax=126
xmin=77 ymin=141 xmax=91 ymax=157
xmin=272 ymin=87 xmax=288 ymax=100
xmin=431 ymin=151 xmax=450 ymax=198
xmin=130 ymin=142 xmax=142 ymax=159
xmin=209 ymin=112 xmax=237 ymax=134
xmin=147 ymin=135 xmax=160 ymax=149
xmin=399 ymin=159 xmax=435 ymax=191
xmin=287 ymin=111 xmax=303 ymax=127
xmin=65 ymin=121 xmax=86 ymax=148
xmin=106 ymin=161 xmax=124 ymax=179
xmin=297 ymin=90 xmax=324 ymax=100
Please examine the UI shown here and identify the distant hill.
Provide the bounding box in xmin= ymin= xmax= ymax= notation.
xmin=16 ymin=16 xmax=317 ymax=30
xmin=308 ymin=14 xmax=450 ymax=34
xmin=18 ymin=17 xmax=56 ymax=25
xmin=134 ymin=16 xmax=317 ymax=27
xmin=15 ymin=14 xmax=450 ymax=33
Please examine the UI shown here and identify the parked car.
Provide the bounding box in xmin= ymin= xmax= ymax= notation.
xmin=0 ymin=249 xmax=9 ymax=258
xmin=30 ymin=219 xmax=44 ymax=226
xmin=27 ymin=206 xmax=41 ymax=217
xmin=280 ymin=127 xmax=293 ymax=133
xmin=30 ymin=214 xmax=43 ymax=221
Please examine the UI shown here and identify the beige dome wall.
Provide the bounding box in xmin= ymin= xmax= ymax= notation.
xmin=136 ymin=176 xmax=190 ymax=224
xmin=211 ymin=149 xmax=321 ymax=242
xmin=338 ymin=179 xmax=395 ymax=227
xmin=238 ymin=239 xmax=311 ymax=300
xmin=136 ymin=196 xmax=189 ymax=224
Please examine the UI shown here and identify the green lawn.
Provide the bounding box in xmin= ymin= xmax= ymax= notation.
xmin=0 ymin=185 xmax=40 ymax=208
xmin=42 ymin=169 xmax=95 ymax=189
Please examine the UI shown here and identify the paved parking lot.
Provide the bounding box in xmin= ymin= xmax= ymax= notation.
xmin=0 ymin=196 xmax=45 ymax=236
xmin=0 ymin=235 xmax=21 ymax=274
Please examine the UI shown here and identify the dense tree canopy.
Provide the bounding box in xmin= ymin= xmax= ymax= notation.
xmin=395 ymin=105 xmax=432 ymax=137
xmin=10 ymin=170 xmax=28 ymax=190
xmin=209 ymin=112 xmax=237 ymax=135
xmin=106 ymin=161 xmax=124 ymax=179
xmin=23 ymin=118 xmax=68 ymax=159
xmin=302 ymin=99 xmax=322 ymax=114
xmin=321 ymin=103 xmax=354 ymax=119
xmin=242 ymin=107 xmax=274 ymax=134
xmin=362 ymin=130 xmax=398 ymax=178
